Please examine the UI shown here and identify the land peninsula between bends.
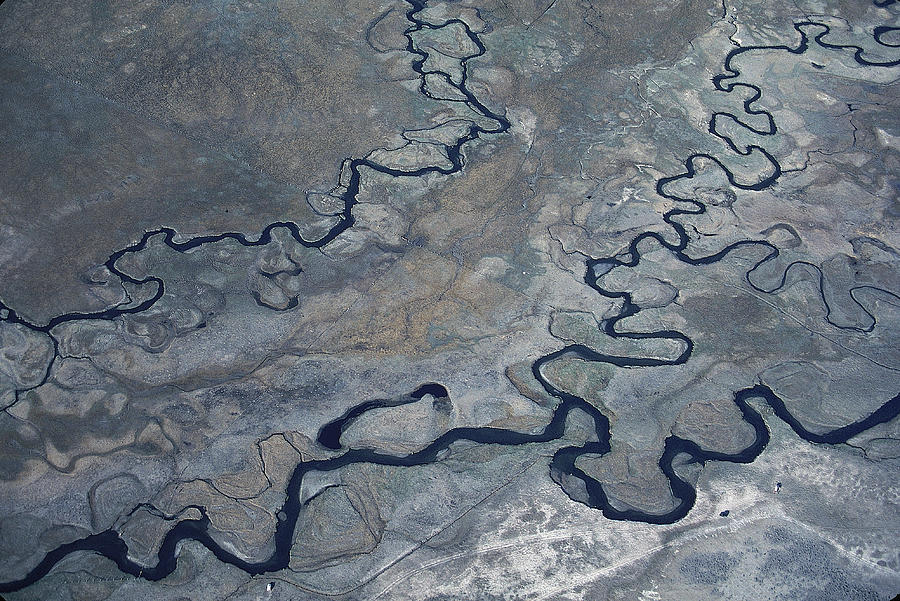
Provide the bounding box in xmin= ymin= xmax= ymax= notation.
xmin=1 ymin=0 xmax=899 ymax=599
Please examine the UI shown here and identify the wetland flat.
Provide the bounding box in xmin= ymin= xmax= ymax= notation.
xmin=1 ymin=1 xmax=899 ymax=599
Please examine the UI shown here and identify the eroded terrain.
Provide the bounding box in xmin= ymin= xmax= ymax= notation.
xmin=1 ymin=0 xmax=899 ymax=599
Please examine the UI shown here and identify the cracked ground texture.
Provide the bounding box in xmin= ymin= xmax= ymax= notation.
xmin=0 ymin=0 xmax=899 ymax=600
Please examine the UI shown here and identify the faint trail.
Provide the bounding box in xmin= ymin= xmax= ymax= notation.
xmin=2 ymin=0 xmax=900 ymax=594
